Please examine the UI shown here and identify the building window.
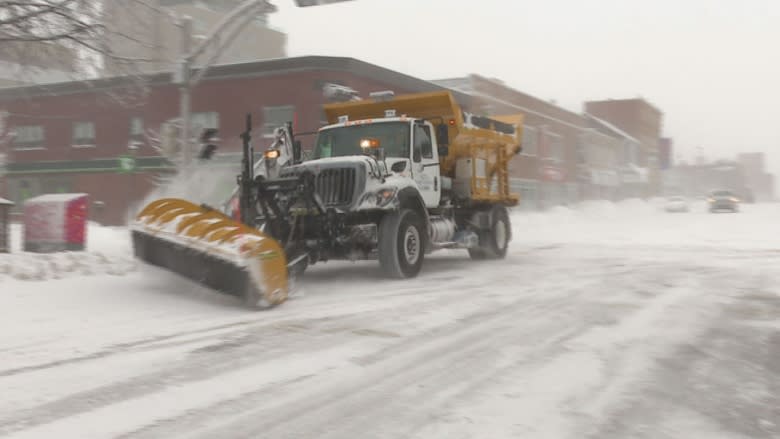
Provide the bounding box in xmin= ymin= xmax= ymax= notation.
xmin=624 ymin=141 xmax=639 ymax=165
xmin=191 ymin=112 xmax=219 ymax=131
xmin=521 ymin=125 xmax=537 ymax=156
xmin=130 ymin=117 xmax=144 ymax=136
xmin=72 ymin=121 xmax=96 ymax=147
xmin=13 ymin=125 xmax=45 ymax=150
xmin=576 ymin=134 xmax=588 ymax=164
xmin=42 ymin=176 xmax=71 ymax=194
xmin=263 ymin=105 xmax=295 ymax=138
xmin=546 ymin=132 xmax=564 ymax=162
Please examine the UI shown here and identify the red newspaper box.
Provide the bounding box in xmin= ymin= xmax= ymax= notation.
xmin=23 ymin=193 xmax=88 ymax=252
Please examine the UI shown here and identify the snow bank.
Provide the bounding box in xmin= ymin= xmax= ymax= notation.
xmin=1 ymin=222 xmax=136 ymax=282
xmin=0 ymin=251 xmax=136 ymax=281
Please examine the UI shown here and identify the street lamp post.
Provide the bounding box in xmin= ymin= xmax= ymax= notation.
xmin=178 ymin=17 xmax=193 ymax=171
xmin=174 ymin=0 xmax=277 ymax=174
xmin=126 ymin=142 xmax=140 ymax=212
xmin=174 ymin=0 xmax=357 ymax=174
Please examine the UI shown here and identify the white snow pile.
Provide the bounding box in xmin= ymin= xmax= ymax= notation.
xmin=1 ymin=222 xmax=136 ymax=282
xmin=0 ymin=251 xmax=136 ymax=281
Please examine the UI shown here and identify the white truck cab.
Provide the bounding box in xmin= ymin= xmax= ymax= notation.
xmin=313 ymin=116 xmax=442 ymax=208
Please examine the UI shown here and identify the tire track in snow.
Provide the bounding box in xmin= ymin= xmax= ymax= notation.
xmin=2 ymin=249 xmax=695 ymax=438
xmin=0 ymin=254 xmax=536 ymax=377
xmin=185 ymin=258 xmax=701 ymax=439
xmin=0 ymin=265 xmax=576 ymax=437
xmin=407 ymin=269 xmax=749 ymax=439
xmin=120 ymin=294 xmax=587 ymax=439
xmin=115 ymin=263 xmax=687 ymax=439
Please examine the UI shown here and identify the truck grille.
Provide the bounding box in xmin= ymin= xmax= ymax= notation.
xmin=316 ymin=168 xmax=356 ymax=206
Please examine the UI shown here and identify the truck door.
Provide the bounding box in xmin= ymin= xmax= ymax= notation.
xmin=412 ymin=122 xmax=441 ymax=207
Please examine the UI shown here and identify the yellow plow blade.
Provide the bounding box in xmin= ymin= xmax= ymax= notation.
xmin=131 ymin=198 xmax=288 ymax=308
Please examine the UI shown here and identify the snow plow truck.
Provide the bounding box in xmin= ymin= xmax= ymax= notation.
xmin=131 ymin=90 xmax=523 ymax=308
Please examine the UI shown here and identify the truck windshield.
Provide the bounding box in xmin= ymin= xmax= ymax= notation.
xmin=313 ymin=122 xmax=410 ymax=160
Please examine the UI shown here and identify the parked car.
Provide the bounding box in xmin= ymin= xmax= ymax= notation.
xmin=665 ymin=196 xmax=690 ymax=212
xmin=707 ymin=190 xmax=740 ymax=213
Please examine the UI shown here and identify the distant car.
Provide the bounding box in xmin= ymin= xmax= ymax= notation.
xmin=665 ymin=196 xmax=689 ymax=212
xmin=708 ymin=190 xmax=740 ymax=213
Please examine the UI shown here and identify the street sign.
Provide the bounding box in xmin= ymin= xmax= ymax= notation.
xmin=118 ymin=155 xmax=137 ymax=173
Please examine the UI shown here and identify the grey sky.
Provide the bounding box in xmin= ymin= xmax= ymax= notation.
xmin=271 ymin=0 xmax=780 ymax=179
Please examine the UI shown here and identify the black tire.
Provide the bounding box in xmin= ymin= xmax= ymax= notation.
xmin=378 ymin=208 xmax=425 ymax=278
xmin=468 ymin=206 xmax=511 ymax=260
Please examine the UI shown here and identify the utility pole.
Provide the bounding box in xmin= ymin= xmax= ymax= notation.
xmin=174 ymin=1 xmax=275 ymax=172
xmin=178 ymin=16 xmax=193 ymax=172
xmin=174 ymin=0 xmax=356 ymax=172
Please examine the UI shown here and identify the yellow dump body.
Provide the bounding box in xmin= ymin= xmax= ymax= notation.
xmin=323 ymin=91 xmax=523 ymax=205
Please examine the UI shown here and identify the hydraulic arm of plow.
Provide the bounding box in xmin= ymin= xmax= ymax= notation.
xmin=131 ymin=115 xmax=317 ymax=308
xmin=236 ymin=115 xmax=326 ymax=276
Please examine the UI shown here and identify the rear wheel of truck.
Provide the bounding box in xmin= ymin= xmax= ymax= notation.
xmin=379 ymin=208 xmax=425 ymax=279
xmin=468 ymin=205 xmax=510 ymax=260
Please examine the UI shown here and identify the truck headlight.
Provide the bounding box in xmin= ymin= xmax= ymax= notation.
xmin=358 ymin=188 xmax=398 ymax=208
xmin=376 ymin=188 xmax=397 ymax=207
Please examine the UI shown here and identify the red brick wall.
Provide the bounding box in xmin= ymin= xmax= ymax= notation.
xmin=1 ymin=68 xmax=436 ymax=224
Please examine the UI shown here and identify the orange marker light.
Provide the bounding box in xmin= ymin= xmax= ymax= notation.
xmin=359 ymin=138 xmax=381 ymax=149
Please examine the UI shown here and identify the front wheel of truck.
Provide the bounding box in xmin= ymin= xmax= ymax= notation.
xmin=378 ymin=208 xmax=425 ymax=279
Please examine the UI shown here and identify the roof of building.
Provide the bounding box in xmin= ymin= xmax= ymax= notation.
xmin=433 ymin=74 xmax=586 ymax=129
xmin=584 ymin=113 xmax=640 ymax=143
xmin=584 ymin=97 xmax=662 ymax=116
xmin=0 ymin=56 xmax=470 ymax=103
xmin=472 ymin=74 xmax=584 ymax=120
xmin=25 ymin=193 xmax=88 ymax=203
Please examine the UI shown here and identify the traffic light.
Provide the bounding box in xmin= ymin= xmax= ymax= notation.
xmin=199 ymin=128 xmax=219 ymax=160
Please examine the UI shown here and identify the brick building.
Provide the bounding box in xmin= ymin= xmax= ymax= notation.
xmin=436 ymin=75 xmax=582 ymax=209
xmin=584 ymin=98 xmax=663 ymax=196
xmin=737 ymin=152 xmax=775 ymax=202
xmin=0 ymin=55 xmax=675 ymax=225
xmin=0 ymin=56 xmax=470 ymax=225
xmin=434 ymin=75 xmax=630 ymax=208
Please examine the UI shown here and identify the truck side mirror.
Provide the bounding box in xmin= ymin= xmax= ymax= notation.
xmin=438 ymin=146 xmax=449 ymax=157
xmin=413 ymin=148 xmax=421 ymax=163
xmin=436 ymin=124 xmax=449 ymax=145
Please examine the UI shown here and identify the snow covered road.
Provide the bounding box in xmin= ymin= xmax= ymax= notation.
xmin=1 ymin=201 xmax=778 ymax=438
